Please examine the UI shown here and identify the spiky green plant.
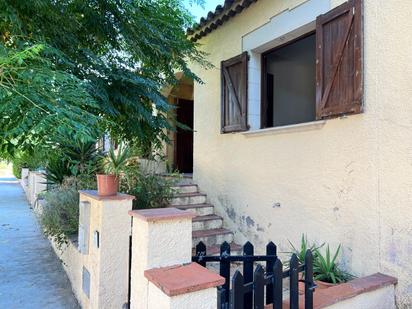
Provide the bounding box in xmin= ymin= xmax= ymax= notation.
xmin=288 ymin=234 xmax=324 ymax=265
xmin=102 ymin=144 xmax=132 ymax=176
xmin=313 ymin=244 xmax=354 ymax=284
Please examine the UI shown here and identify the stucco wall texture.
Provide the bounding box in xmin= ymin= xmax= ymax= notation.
xmin=190 ymin=0 xmax=412 ymax=307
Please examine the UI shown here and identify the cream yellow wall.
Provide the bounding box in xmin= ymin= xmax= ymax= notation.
xmin=190 ymin=0 xmax=412 ymax=307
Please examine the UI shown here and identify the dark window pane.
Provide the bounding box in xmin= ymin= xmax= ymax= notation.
xmin=264 ymin=34 xmax=316 ymax=127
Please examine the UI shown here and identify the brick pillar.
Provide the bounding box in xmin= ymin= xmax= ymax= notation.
xmin=129 ymin=208 xmax=224 ymax=309
xmin=78 ymin=190 xmax=134 ymax=309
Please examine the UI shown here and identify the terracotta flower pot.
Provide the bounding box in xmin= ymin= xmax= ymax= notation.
xmin=97 ymin=174 xmax=119 ymax=196
xmin=315 ymin=280 xmax=338 ymax=289
xmin=298 ymin=281 xmax=305 ymax=295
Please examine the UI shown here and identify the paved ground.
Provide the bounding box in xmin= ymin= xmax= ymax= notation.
xmin=0 ymin=175 xmax=79 ymax=308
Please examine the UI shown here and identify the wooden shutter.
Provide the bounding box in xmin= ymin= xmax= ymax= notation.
xmin=221 ymin=52 xmax=248 ymax=133
xmin=316 ymin=0 xmax=363 ymax=119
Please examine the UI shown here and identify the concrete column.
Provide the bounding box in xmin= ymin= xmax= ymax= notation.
xmin=32 ymin=172 xmax=46 ymax=204
xmin=78 ymin=190 xmax=134 ymax=309
xmin=26 ymin=171 xmax=46 ymax=205
xmin=129 ymin=208 xmax=224 ymax=309
xmin=27 ymin=171 xmax=35 ymax=204
xmin=20 ymin=168 xmax=29 ymax=191
xmin=145 ymin=263 xmax=225 ymax=309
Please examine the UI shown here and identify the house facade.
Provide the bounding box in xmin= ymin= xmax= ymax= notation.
xmin=165 ymin=0 xmax=412 ymax=306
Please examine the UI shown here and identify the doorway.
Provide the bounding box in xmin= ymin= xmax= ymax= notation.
xmin=175 ymin=99 xmax=193 ymax=173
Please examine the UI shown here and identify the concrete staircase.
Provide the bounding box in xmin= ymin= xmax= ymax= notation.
xmin=169 ymin=182 xmax=241 ymax=255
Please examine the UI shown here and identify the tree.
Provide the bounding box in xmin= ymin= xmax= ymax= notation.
xmin=0 ymin=0 xmax=206 ymax=157
xmin=0 ymin=44 xmax=102 ymax=157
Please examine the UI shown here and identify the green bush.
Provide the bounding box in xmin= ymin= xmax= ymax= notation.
xmin=12 ymin=162 xmax=22 ymax=178
xmin=41 ymin=179 xmax=79 ymax=247
xmin=45 ymin=140 xmax=101 ymax=186
xmin=11 ymin=150 xmax=46 ymax=178
xmin=131 ymin=173 xmax=178 ymax=209
xmin=120 ymin=163 xmax=179 ymax=209
xmin=40 ymin=176 xmax=96 ymax=248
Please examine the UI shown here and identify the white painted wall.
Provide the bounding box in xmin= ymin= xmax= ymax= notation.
xmin=146 ymin=281 xmax=217 ymax=309
xmin=190 ymin=0 xmax=412 ymax=307
xmin=130 ymin=217 xmax=193 ymax=309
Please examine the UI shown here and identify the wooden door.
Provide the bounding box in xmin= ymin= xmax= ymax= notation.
xmin=175 ymin=99 xmax=193 ymax=173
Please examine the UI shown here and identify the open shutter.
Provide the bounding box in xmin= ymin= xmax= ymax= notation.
xmin=316 ymin=0 xmax=363 ymax=119
xmin=221 ymin=52 xmax=248 ymax=133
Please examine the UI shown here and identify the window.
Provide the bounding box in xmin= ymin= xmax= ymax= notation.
xmin=261 ymin=0 xmax=362 ymax=129
xmin=262 ymin=33 xmax=316 ymax=128
xmin=220 ymin=0 xmax=363 ymax=133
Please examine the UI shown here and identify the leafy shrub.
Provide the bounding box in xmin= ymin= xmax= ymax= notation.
xmin=60 ymin=141 xmax=101 ymax=176
xmin=41 ymin=180 xmax=80 ymax=247
xmin=44 ymin=156 xmax=72 ymax=186
xmin=45 ymin=140 xmax=101 ymax=186
xmin=11 ymin=150 xmax=46 ymax=178
xmin=120 ymin=162 xmax=179 ymax=209
xmin=12 ymin=162 xmax=22 ymax=179
xmin=131 ymin=173 xmax=178 ymax=209
xmin=40 ymin=176 xmax=96 ymax=248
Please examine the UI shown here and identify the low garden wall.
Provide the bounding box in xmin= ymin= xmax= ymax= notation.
xmin=22 ymin=167 xmax=398 ymax=309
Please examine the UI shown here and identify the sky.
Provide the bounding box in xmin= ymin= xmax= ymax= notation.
xmin=184 ymin=0 xmax=223 ymax=23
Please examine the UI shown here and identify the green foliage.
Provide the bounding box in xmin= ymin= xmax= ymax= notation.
xmin=313 ymin=245 xmax=354 ymax=284
xmin=43 ymin=156 xmax=72 ymax=185
xmin=40 ymin=178 xmax=80 ymax=247
xmin=12 ymin=162 xmax=21 ymax=178
xmin=44 ymin=139 xmax=101 ymax=186
xmin=102 ymin=144 xmax=132 ymax=176
xmin=120 ymin=162 xmax=179 ymax=209
xmin=10 ymin=148 xmax=47 ymax=178
xmin=0 ymin=45 xmax=102 ymax=157
xmin=288 ymin=236 xmax=354 ymax=284
xmin=40 ymin=176 xmax=97 ymax=248
xmin=130 ymin=173 xmax=178 ymax=209
xmin=287 ymin=234 xmax=324 ymax=265
xmin=0 ymin=0 xmax=208 ymax=158
xmin=60 ymin=141 xmax=101 ymax=176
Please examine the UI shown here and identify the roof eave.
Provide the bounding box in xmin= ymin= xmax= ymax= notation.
xmin=188 ymin=0 xmax=258 ymax=42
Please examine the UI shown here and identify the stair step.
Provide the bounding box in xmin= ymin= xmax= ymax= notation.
xmin=192 ymin=228 xmax=234 ymax=246
xmin=161 ymin=173 xmax=193 ymax=185
xmin=171 ymin=203 xmax=214 ymax=216
xmin=192 ymin=214 xmax=223 ymax=231
xmin=170 ymin=192 xmax=207 ymax=206
xmin=172 ymin=184 xmax=198 ymax=194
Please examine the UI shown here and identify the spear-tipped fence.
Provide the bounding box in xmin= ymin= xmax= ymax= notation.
xmin=192 ymin=241 xmax=315 ymax=309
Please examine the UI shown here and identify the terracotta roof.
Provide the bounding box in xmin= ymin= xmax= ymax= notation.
xmin=188 ymin=0 xmax=258 ymax=41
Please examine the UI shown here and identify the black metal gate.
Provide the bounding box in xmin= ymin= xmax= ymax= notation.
xmin=192 ymin=241 xmax=315 ymax=309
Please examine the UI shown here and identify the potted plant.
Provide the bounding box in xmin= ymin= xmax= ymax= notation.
xmin=97 ymin=144 xmax=131 ymax=196
xmin=313 ymin=244 xmax=354 ymax=289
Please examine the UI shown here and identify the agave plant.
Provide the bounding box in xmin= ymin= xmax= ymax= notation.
xmin=102 ymin=144 xmax=132 ymax=176
xmin=313 ymin=244 xmax=354 ymax=284
xmin=287 ymin=234 xmax=324 ymax=265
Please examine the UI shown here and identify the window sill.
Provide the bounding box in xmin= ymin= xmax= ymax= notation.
xmin=242 ymin=120 xmax=327 ymax=137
